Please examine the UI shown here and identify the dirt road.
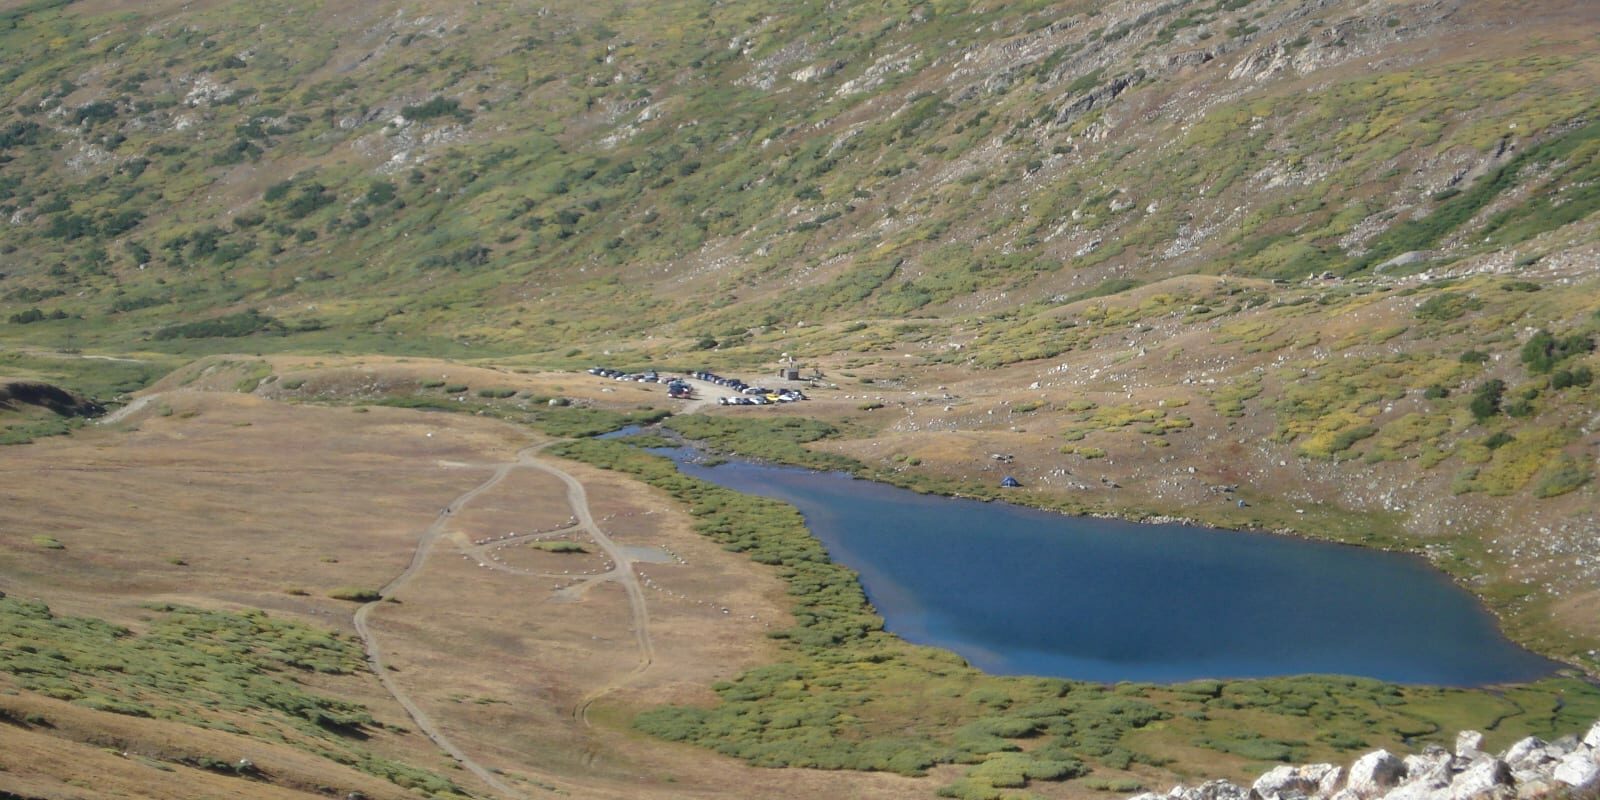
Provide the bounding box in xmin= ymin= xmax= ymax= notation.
xmin=353 ymin=441 xmax=660 ymax=798
xmin=522 ymin=454 xmax=656 ymax=725
xmin=353 ymin=447 xmax=537 ymax=799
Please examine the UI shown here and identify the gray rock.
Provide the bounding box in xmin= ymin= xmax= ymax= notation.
xmin=1551 ymin=751 xmax=1600 ymax=788
xmin=1199 ymin=779 xmax=1254 ymax=800
xmin=1402 ymin=747 xmax=1453 ymax=788
xmin=1513 ymin=776 xmax=1556 ymax=800
xmin=1448 ymin=758 xmax=1511 ymax=800
xmin=1382 ymin=779 xmax=1452 ymax=800
xmin=1502 ymin=737 xmax=1551 ymax=771
xmin=1348 ymin=750 xmax=1408 ymax=799
xmin=1138 ymin=721 xmax=1600 ymax=800
xmin=1253 ymin=764 xmax=1342 ymax=800
xmin=1311 ymin=764 xmax=1345 ymax=796
xmin=1175 ymin=779 xmax=1252 ymax=800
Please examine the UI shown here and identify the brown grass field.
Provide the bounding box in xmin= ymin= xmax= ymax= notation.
xmin=1 ymin=345 xmax=1596 ymax=799
xmin=0 ymin=374 xmax=932 ymax=799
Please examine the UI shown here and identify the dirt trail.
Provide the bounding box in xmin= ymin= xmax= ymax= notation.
xmin=353 ymin=446 xmax=537 ymax=800
xmin=96 ymin=391 xmax=171 ymax=426
xmin=522 ymin=452 xmax=657 ymax=725
xmin=354 ymin=442 xmax=659 ymax=798
xmin=91 ymin=390 xmax=670 ymax=795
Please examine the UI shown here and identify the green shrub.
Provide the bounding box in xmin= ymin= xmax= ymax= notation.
xmin=32 ymin=535 xmax=65 ymax=549
xmin=476 ymin=387 xmax=517 ymax=398
xmin=1550 ymin=366 xmax=1593 ymax=390
xmin=1415 ymin=293 xmax=1483 ymax=322
xmin=1533 ymin=455 xmax=1590 ymax=498
xmin=1469 ymin=379 xmax=1506 ymax=420
xmin=529 ymin=541 xmax=587 ymax=553
xmin=152 ymin=309 xmax=281 ymax=340
xmin=327 ymin=587 xmax=382 ymax=602
xmin=400 ymin=96 xmax=470 ymax=123
xmin=442 ymin=384 xmax=469 ymax=394
xmin=1521 ymin=330 xmax=1594 ymax=374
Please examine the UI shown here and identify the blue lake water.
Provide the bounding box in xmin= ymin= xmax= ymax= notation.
xmin=655 ymin=447 xmax=1560 ymax=685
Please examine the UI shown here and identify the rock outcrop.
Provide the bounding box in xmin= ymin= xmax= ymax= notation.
xmin=1132 ymin=721 xmax=1600 ymax=800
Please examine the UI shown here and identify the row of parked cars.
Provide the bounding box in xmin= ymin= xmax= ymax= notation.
xmin=588 ymin=367 xmax=663 ymax=382
xmin=589 ymin=367 xmax=807 ymax=406
xmin=716 ymin=391 xmax=804 ymax=406
xmin=691 ymin=370 xmax=806 ymax=404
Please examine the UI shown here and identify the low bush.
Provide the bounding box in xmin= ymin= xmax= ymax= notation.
xmin=1521 ymin=330 xmax=1593 ymax=374
xmin=529 ymin=541 xmax=587 ymax=553
xmin=1469 ymin=379 xmax=1506 ymax=420
xmin=152 ymin=309 xmax=281 ymax=340
xmin=327 ymin=587 xmax=381 ymax=602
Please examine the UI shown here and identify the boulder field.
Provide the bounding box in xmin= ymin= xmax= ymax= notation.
xmin=1133 ymin=721 xmax=1600 ymax=800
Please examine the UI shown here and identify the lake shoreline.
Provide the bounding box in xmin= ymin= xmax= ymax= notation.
xmin=631 ymin=424 xmax=1591 ymax=680
xmin=636 ymin=432 xmax=1561 ymax=688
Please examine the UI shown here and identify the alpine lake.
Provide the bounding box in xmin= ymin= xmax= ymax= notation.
xmin=647 ymin=443 xmax=1560 ymax=685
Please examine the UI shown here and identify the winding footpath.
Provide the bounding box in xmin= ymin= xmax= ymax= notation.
xmin=521 ymin=456 xmax=657 ymax=725
xmin=353 ymin=446 xmax=535 ymax=799
xmin=352 ymin=441 xmax=658 ymax=799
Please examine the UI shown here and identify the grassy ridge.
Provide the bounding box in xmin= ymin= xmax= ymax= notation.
xmin=0 ymin=597 xmax=464 ymax=796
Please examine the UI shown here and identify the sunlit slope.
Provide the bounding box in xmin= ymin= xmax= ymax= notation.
xmin=0 ymin=0 xmax=1595 ymax=355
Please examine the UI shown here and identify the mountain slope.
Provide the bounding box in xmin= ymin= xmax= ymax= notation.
xmin=0 ymin=0 xmax=1595 ymax=347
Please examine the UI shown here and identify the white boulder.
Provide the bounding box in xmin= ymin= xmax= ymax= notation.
xmin=1551 ymin=751 xmax=1600 ymax=789
xmin=1448 ymin=758 xmax=1511 ymax=800
xmin=1502 ymin=737 xmax=1551 ymax=771
xmin=1347 ymin=750 xmax=1408 ymax=798
xmin=1253 ymin=764 xmax=1344 ymax=800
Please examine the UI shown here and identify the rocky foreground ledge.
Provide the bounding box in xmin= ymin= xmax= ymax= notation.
xmin=1133 ymin=721 xmax=1600 ymax=800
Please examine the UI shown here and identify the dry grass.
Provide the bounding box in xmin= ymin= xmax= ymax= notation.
xmin=0 ymin=376 xmax=942 ymax=799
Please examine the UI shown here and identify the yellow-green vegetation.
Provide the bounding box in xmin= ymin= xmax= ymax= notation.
xmin=367 ymin=388 xmax=669 ymax=438
xmin=1208 ymin=372 xmax=1265 ymax=418
xmin=0 ymin=0 xmax=1591 ymax=367
xmin=4 ymin=0 xmax=1600 ymax=792
xmin=1061 ymin=402 xmax=1193 ymax=442
xmin=554 ymin=436 xmax=1600 ymax=797
xmin=663 ymin=415 xmax=860 ymax=472
xmin=0 ymin=598 xmax=463 ymax=796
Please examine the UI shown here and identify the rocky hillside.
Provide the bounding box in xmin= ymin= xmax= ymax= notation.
xmin=0 ymin=0 xmax=1595 ymax=348
xmin=1137 ymin=719 xmax=1600 ymax=800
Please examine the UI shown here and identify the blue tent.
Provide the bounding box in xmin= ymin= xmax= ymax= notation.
xmin=1000 ymin=476 xmax=1021 ymax=488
